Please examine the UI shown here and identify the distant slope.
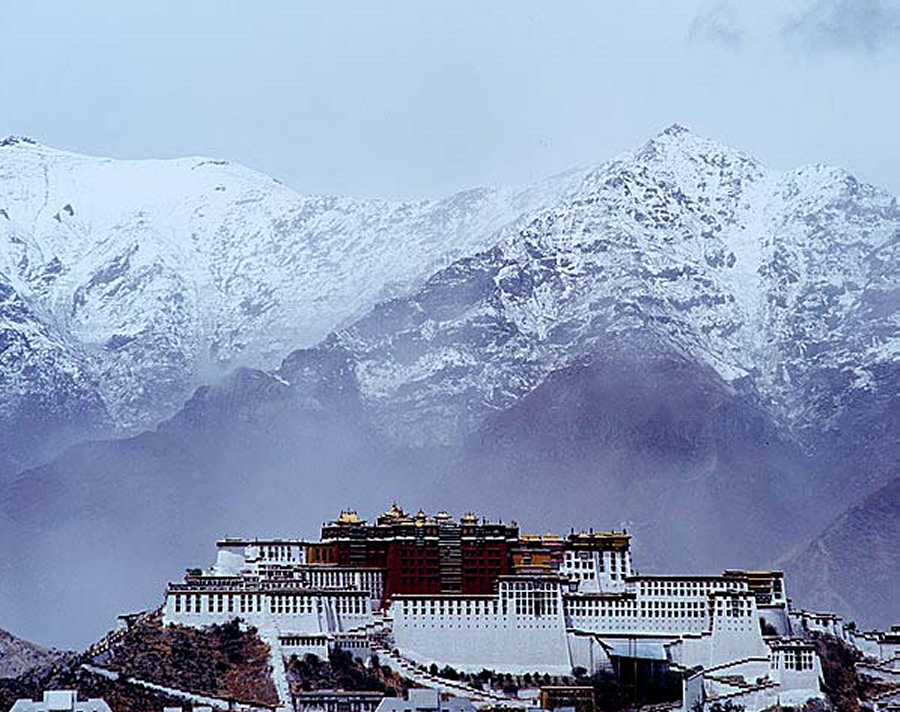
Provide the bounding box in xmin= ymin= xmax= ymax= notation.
xmin=0 ymin=274 xmax=110 ymax=476
xmin=0 ymin=135 xmax=585 ymax=475
xmin=0 ymin=365 xmax=435 ymax=648
xmin=784 ymin=477 xmax=900 ymax=629
xmin=0 ymin=614 xmax=276 ymax=712
xmin=451 ymin=337 xmax=815 ymax=572
xmin=0 ymin=628 xmax=65 ymax=679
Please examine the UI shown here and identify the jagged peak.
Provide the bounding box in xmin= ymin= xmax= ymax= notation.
xmin=659 ymin=122 xmax=695 ymax=138
xmin=644 ymin=122 xmax=741 ymax=155
xmin=0 ymin=135 xmax=40 ymax=149
xmin=621 ymin=124 xmax=766 ymax=183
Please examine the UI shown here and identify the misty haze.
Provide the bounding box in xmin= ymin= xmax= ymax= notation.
xmin=0 ymin=3 xmax=898 ymax=712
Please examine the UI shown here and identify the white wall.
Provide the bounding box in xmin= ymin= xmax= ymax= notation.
xmin=566 ymin=632 xmax=613 ymax=674
xmin=389 ymin=582 xmax=572 ymax=674
xmin=163 ymin=590 xmax=373 ymax=635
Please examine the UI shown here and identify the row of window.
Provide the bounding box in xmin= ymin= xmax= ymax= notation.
xmin=773 ymin=650 xmax=815 ymax=671
xmin=401 ymin=595 xmax=563 ymax=618
xmin=512 ymin=595 xmax=559 ymax=616
xmin=500 ymin=581 xmax=559 ymax=593
xmin=566 ymin=599 xmax=709 ymax=619
xmin=307 ymin=570 xmax=377 ymax=588
xmin=402 ymin=599 xmax=500 ymax=616
xmin=258 ymin=545 xmax=298 ymax=562
xmin=281 ymin=636 xmax=327 ymax=647
xmin=172 ymin=592 xmax=368 ymax=615
xmin=402 ymin=621 xmax=558 ymax=630
xmin=637 ymin=580 xmax=744 ymax=596
xmin=271 ymin=594 xmax=367 ymax=615
xmin=173 ymin=593 xmax=262 ymax=614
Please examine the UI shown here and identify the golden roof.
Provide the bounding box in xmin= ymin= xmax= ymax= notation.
xmin=336 ymin=509 xmax=363 ymax=524
xmin=382 ymin=501 xmax=407 ymax=519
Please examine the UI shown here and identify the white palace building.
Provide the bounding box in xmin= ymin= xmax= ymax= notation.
xmin=160 ymin=506 xmax=897 ymax=712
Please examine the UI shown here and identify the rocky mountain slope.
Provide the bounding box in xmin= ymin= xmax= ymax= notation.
xmin=0 ymin=628 xmax=65 ymax=679
xmin=328 ymin=125 xmax=898 ymax=456
xmin=784 ymin=476 xmax=900 ymax=629
xmin=2 ymin=126 xmax=897 ymax=645
xmin=0 ymin=135 xmax=586 ymax=476
xmin=0 ymin=616 xmax=275 ymax=712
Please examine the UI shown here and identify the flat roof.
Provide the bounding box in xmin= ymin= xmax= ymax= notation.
xmin=169 ymin=585 xmax=370 ymax=595
xmin=627 ymin=574 xmax=734 ymax=582
xmin=293 ymin=691 xmax=384 ymax=698
xmin=217 ymin=538 xmax=308 ymax=546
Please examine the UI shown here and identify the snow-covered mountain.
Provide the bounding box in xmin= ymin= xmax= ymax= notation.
xmin=2 ymin=126 xmax=897 ymax=645
xmin=325 ymin=124 xmax=899 ymax=454
xmin=0 ymin=135 xmax=587 ymax=475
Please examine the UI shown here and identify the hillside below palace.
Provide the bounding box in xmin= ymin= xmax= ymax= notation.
xmin=161 ymin=505 xmax=900 ymax=712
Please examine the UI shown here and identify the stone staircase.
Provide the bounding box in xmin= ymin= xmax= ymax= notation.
xmin=80 ymin=664 xmax=274 ymax=711
xmin=341 ymin=610 xmax=526 ymax=706
xmin=257 ymin=625 xmax=293 ymax=712
xmin=340 ymin=610 xmax=394 ymax=640
xmin=368 ymin=640 xmax=529 ymax=708
xmin=83 ymin=608 xmax=161 ymax=663
xmin=858 ymin=659 xmax=900 ymax=684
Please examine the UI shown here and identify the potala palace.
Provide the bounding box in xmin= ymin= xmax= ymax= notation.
xmin=162 ymin=505 xmax=900 ymax=712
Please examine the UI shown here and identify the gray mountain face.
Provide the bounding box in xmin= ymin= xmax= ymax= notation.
xmin=1 ymin=126 xmax=897 ymax=646
xmin=0 ymin=273 xmax=110 ymax=475
xmin=329 ymin=125 xmax=898 ymax=493
xmin=784 ymin=477 xmax=900 ymax=629
xmin=452 ymin=338 xmax=817 ymax=568
xmin=0 ymin=628 xmax=64 ymax=679
xmin=0 ymin=135 xmax=586 ymax=478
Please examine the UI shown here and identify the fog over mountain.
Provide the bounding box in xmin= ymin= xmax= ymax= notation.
xmin=783 ymin=476 xmax=900 ymax=628
xmin=0 ymin=134 xmax=586 ymax=477
xmin=0 ymin=126 xmax=897 ymax=648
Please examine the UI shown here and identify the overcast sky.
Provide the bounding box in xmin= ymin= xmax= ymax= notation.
xmin=2 ymin=0 xmax=899 ymax=199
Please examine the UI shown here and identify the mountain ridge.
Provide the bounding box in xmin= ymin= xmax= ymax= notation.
xmin=0 ymin=134 xmax=590 ymax=475
xmin=1 ymin=126 xmax=897 ymax=645
xmin=0 ymin=627 xmax=65 ymax=679
xmin=313 ymin=125 xmax=898 ymax=456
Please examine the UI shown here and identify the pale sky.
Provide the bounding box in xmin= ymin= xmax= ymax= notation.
xmin=2 ymin=0 xmax=899 ymax=199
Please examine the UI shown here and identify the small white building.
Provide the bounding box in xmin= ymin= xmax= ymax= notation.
xmin=293 ymin=690 xmax=384 ymax=712
xmin=790 ymin=609 xmax=844 ymax=639
xmin=847 ymin=625 xmax=900 ymax=664
xmin=8 ymin=691 xmax=111 ymax=712
xmin=374 ymin=690 xmax=475 ymax=712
